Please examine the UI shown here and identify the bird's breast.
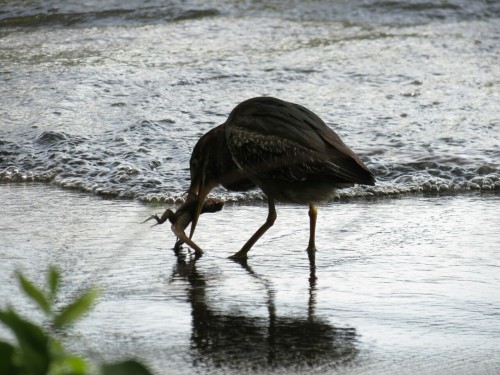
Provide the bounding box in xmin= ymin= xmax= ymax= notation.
xmin=257 ymin=178 xmax=345 ymax=204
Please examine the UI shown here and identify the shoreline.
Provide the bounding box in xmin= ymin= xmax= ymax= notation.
xmin=2 ymin=180 xmax=498 ymax=207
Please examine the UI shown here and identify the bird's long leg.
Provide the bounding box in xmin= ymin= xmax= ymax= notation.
xmin=307 ymin=203 xmax=317 ymax=252
xmin=229 ymin=197 xmax=277 ymax=260
xmin=171 ymin=225 xmax=204 ymax=256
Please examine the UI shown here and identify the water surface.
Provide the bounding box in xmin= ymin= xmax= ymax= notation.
xmin=1 ymin=1 xmax=500 ymax=373
xmin=1 ymin=185 xmax=499 ymax=374
xmin=1 ymin=0 xmax=499 ymax=201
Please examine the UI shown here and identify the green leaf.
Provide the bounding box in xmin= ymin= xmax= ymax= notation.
xmin=0 ymin=308 xmax=50 ymax=375
xmin=48 ymin=266 xmax=61 ymax=302
xmin=101 ymin=360 xmax=153 ymax=375
xmin=17 ymin=271 xmax=50 ymax=314
xmin=49 ymin=338 xmax=89 ymax=374
xmin=50 ymin=354 xmax=88 ymax=375
xmin=53 ymin=288 xmax=99 ymax=328
xmin=0 ymin=340 xmax=18 ymax=375
xmin=65 ymin=356 xmax=88 ymax=374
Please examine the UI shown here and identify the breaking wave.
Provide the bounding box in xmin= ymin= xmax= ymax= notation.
xmin=1 ymin=129 xmax=498 ymax=204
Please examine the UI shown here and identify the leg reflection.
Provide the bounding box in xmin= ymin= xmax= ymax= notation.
xmin=169 ymin=255 xmax=359 ymax=372
xmin=308 ymin=247 xmax=317 ymax=320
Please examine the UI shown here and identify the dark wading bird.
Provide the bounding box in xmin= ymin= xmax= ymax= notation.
xmin=178 ymin=97 xmax=375 ymax=259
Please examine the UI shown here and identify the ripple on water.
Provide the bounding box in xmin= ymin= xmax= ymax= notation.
xmin=1 ymin=127 xmax=498 ymax=202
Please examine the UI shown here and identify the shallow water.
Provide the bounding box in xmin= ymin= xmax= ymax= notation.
xmin=1 ymin=0 xmax=499 ymax=201
xmin=1 ymin=184 xmax=499 ymax=374
xmin=1 ymin=0 xmax=500 ymax=373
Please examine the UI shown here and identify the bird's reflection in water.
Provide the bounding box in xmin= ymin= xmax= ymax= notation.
xmin=170 ymin=252 xmax=359 ymax=373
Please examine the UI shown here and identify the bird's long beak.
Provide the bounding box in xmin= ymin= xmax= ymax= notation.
xmin=188 ymin=173 xmax=208 ymax=240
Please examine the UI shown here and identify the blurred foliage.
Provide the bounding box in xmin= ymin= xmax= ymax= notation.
xmin=0 ymin=266 xmax=153 ymax=375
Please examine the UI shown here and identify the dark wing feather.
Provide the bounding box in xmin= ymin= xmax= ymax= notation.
xmin=225 ymin=97 xmax=375 ymax=186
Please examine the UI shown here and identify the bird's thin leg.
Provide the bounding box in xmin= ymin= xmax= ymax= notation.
xmin=307 ymin=203 xmax=317 ymax=252
xmin=171 ymin=225 xmax=204 ymax=256
xmin=229 ymin=197 xmax=277 ymax=260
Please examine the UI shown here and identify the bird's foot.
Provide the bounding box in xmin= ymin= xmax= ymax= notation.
xmin=228 ymin=250 xmax=249 ymax=262
xmin=185 ymin=246 xmax=203 ymax=259
xmin=306 ymin=245 xmax=317 ymax=253
xmin=173 ymin=242 xmax=203 ymax=260
xmin=306 ymin=238 xmax=317 ymax=253
xmin=173 ymin=239 xmax=184 ymax=256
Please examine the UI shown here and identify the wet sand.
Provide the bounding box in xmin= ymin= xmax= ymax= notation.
xmin=1 ymin=184 xmax=499 ymax=374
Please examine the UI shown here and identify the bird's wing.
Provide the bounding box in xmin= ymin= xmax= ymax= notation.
xmin=225 ymin=97 xmax=374 ymax=185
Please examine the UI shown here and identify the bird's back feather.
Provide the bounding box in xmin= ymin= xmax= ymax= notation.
xmin=225 ymin=97 xmax=375 ymax=187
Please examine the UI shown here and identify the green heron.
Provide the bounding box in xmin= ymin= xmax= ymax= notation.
xmin=187 ymin=97 xmax=375 ymax=259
